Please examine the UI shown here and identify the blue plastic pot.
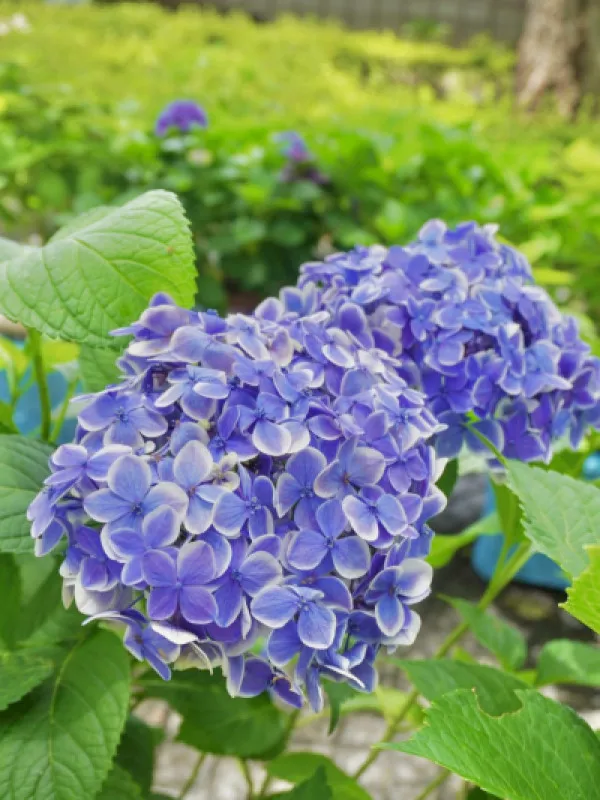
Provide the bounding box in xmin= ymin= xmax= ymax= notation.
xmin=471 ymin=455 xmax=600 ymax=591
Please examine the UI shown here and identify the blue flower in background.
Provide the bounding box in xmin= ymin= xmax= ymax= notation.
xmin=155 ymin=99 xmax=208 ymax=136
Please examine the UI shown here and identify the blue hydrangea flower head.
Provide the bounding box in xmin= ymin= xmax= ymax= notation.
xmin=155 ymin=100 xmax=208 ymax=136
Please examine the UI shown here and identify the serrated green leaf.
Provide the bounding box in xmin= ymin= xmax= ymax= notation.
xmin=508 ymin=462 xmax=600 ymax=577
xmin=394 ymin=659 xmax=529 ymax=714
xmin=561 ymin=545 xmax=600 ymax=634
xmin=0 ymin=651 xmax=53 ymax=711
xmin=281 ymin=766 xmax=332 ymax=799
xmin=0 ymin=190 xmax=196 ymax=345
xmin=535 ymin=639 xmax=600 ymax=688
xmin=386 ymin=689 xmax=600 ymax=800
xmin=267 ymin=754 xmax=371 ymax=800
xmin=0 ymin=554 xmax=21 ymax=648
xmin=49 ymin=207 xmax=116 ymax=243
xmin=97 ymin=764 xmax=142 ymax=800
xmin=78 ymin=344 xmax=121 ymax=393
xmin=438 ymin=458 xmax=458 ymax=499
xmin=427 ymin=512 xmax=499 ymax=568
xmin=336 ymin=685 xmax=424 ymax=726
xmin=0 ymin=435 xmax=52 ymax=554
xmin=442 ymin=597 xmax=527 ymax=670
xmin=0 ymin=630 xmax=131 ymax=800
xmin=141 ymin=669 xmax=287 ymax=759
xmin=115 ymin=716 xmax=163 ymax=797
xmin=493 ymin=479 xmax=525 ymax=547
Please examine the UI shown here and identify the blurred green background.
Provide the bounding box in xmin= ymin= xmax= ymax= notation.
xmin=1 ymin=0 xmax=600 ymax=321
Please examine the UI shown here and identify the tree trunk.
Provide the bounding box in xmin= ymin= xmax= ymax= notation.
xmin=517 ymin=0 xmax=600 ymax=116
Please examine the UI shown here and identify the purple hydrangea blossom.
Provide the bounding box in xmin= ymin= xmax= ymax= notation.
xmin=155 ymin=100 xmax=208 ymax=137
xmin=28 ymin=217 xmax=600 ymax=713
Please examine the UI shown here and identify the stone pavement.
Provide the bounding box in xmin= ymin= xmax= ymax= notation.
xmin=139 ymin=475 xmax=599 ymax=799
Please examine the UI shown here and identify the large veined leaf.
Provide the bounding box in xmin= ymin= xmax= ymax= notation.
xmin=395 ymin=659 xmax=529 ymax=715
xmin=0 ymin=554 xmax=20 ymax=648
xmin=535 ymin=639 xmax=600 ymax=688
xmin=507 ymin=462 xmax=600 ymax=577
xmin=141 ymin=669 xmax=287 ymax=759
xmin=0 ymin=651 xmax=53 ymax=712
xmin=561 ymin=545 xmax=600 ymax=634
xmin=387 ymin=689 xmax=600 ymax=800
xmin=279 ymin=767 xmax=332 ymax=799
xmin=442 ymin=597 xmax=527 ymax=670
xmin=115 ymin=717 xmax=163 ymax=797
xmin=78 ymin=344 xmax=121 ymax=393
xmin=0 ymin=630 xmax=131 ymax=800
xmin=0 ymin=191 xmax=196 ymax=345
xmin=0 ymin=436 xmax=52 ymax=554
xmin=0 ymin=237 xmax=36 ymax=262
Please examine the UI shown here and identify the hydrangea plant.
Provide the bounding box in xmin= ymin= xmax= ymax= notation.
xmin=1 ymin=191 xmax=599 ymax=800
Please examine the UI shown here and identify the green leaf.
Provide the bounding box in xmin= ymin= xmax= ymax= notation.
xmin=142 ymin=669 xmax=287 ymax=759
xmin=267 ymin=754 xmax=371 ymax=800
xmin=386 ymin=689 xmax=600 ymax=800
xmin=0 ymin=237 xmax=36 ymax=262
xmin=508 ymin=462 xmax=600 ymax=577
xmin=0 ymin=554 xmax=21 ymax=648
xmin=79 ymin=344 xmax=121 ymax=393
xmin=427 ymin=512 xmax=499 ymax=568
xmin=493 ymin=479 xmax=525 ymax=547
xmin=0 ymin=191 xmax=196 ymax=345
xmin=96 ymin=764 xmax=142 ymax=800
xmin=336 ymin=685 xmax=423 ymax=726
xmin=13 ymin=554 xmax=83 ymax=648
xmin=0 ymin=651 xmax=53 ymax=711
xmin=394 ymin=659 xmax=529 ymax=714
xmin=0 ymin=630 xmax=131 ymax=800
xmin=115 ymin=716 xmax=162 ymax=797
xmin=323 ymin=682 xmax=356 ymax=734
xmin=442 ymin=597 xmax=527 ymax=670
xmin=561 ymin=545 xmax=600 ymax=634
xmin=0 ymin=435 xmax=52 ymax=554
xmin=280 ymin=766 xmax=332 ymax=799
xmin=438 ymin=458 xmax=458 ymax=499
xmin=535 ymin=639 xmax=600 ymax=688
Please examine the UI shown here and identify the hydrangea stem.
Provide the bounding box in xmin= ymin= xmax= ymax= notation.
xmin=352 ymin=540 xmax=532 ymax=780
xmin=412 ymin=768 xmax=451 ymax=800
xmin=177 ymin=752 xmax=206 ymax=799
xmin=239 ymin=758 xmax=255 ymax=799
xmin=28 ymin=329 xmax=51 ymax=442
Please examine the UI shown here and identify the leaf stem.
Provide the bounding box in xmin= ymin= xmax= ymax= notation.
xmin=28 ymin=329 xmax=51 ymax=442
xmin=50 ymin=377 xmax=77 ymax=442
xmin=177 ymin=752 xmax=206 ymax=800
xmin=413 ymin=769 xmax=451 ymax=800
xmin=239 ymin=758 xmax=255 ymax=799
xmin=352 ymin=541 xmax=532 ymax=780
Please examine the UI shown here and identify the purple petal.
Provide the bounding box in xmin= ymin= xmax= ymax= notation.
xmin=276 ymin=473 xmax=301 ymax=516
xmin=267 ymin=621 xmax=302 ymax=666
xmin=316 ymin=498 xmax=346 ymax=539
xmin=297 ymin=603 xmax=336 ymax=649
xmin=349 ymin=447 xmax=385 ymax=486
xmin=213 ymin=493 xmax=247 ymax=536
xmin=287 ymin=529 xmax=327 ymax=571
xmin=238 ymin=657 xmax=271 ymax=697
xmin=143 ymin=505 xmax=180 ymax=549
xmin=251 ymin=586 xmax=298 ymax=628
xmin=376 ymin=594 xmax=405 ymax=637
xmin=376 ymin=494 xmax=407 ymax=536
xmin=342 ymin=495 xmax=378 ymax=541
xmin=178 ymin=541 xmax=216 ymax=585
xmin=396 ymin=559 xmax=433 ymax=600
xmin=143 ymin=483 xmax=188 ymax=518
xmin=180 ymin=586 xmax=217 ymax=625
xmin=87 ymin=445 xmax=131 ymax=481
xmin=332 ymin=536 xmax=370 ymax=579
xmin=214 ymin=581 xmax=244 ymax=628
xmin=143 ymin=549 xmax=177 ymax=587
xmin=78 ymin=394 xmax=118 ymax=431
xmin=148 ymin=586 xmax=178 ymax=620
xmin=239 ymin=552 xmax=281 ymax=596
xmin=314 ymin=462 xmax=344 ymax=498
xmin=173 ymin=440 xmax=213 ymax=489
xmin=107 ymin=455 xmax=151 ymax=503
xmin=253 ymin=420 xmax=291 ymax=457
xmin=128 ymin=406 xmax=168 ymax=438
xmin=198 ymin=530 xmax=232 ymax=578
xmin=185 ymin=494 xmax=214 ymax=535
xmin=110 ymin=529 xmax=145 ymax=560
xmin=52 ymin=444 xmax=87 ymax=468
xmin=84 ymin=488 xmax=132 ymax=523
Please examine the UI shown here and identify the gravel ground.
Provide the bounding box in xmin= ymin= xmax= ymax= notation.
xmin=138 ymin=475 xmax=599 ymax=800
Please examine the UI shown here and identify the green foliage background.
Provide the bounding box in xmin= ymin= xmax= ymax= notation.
xmin=2 ymin=1 xmax=600 ymax=318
